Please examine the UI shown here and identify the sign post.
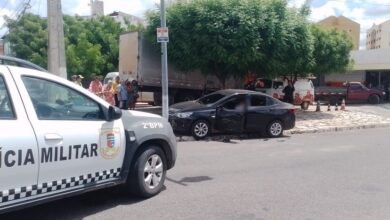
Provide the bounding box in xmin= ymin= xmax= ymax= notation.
xmin=159 ymin=0 xmax=169 ymax=120
xmin=157 ymin=27 xmax=169 ymax=43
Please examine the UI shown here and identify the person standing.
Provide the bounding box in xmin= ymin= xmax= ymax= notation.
xmin=283 ymin=80 xmax=295 ymax=104
xmin=89 ymin=74 xmax=103 ymax=98
xmin=126 ymin=81 xmax=135 ymax=110
xmin=103 ymin=80 xmax=115 ymax=105
xmin=112 ymin=76 xmax=120 ymax=107
xmin=71 ymin=75 xmax=78 ymax=84
xmin=131 ymin=80 xmax=139 ymax=109
xmin=118 ymin=80 xmax=128 ymax=109
xmin=76 ymin=75 xmax=84 ymax=87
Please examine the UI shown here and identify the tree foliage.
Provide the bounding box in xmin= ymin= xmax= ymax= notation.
xmin=310 ymin=24 xmax=354 ymax=75
xmin=5 ymin=14 xmax=133 ymax=79
xmin=145 ymin=0 xmax=353 ymax=86
xmin=5 ymin=14 xmax=48 ymax=68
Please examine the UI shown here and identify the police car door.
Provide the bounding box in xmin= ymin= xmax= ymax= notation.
xmin=16 ymin=74 xmax=125 ymax=195
xmin=0 ymin=67 xmax=39 ymax=208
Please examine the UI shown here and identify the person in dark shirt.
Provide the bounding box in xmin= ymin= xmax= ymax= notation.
xmin=283 ymin=80 xmax=295 ymax=104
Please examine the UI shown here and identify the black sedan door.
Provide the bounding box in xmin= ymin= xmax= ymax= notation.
xmin=245 ymin=95 xmax=275 ymax=132
xmin=215 ymin=95 xmax=247 ymax=133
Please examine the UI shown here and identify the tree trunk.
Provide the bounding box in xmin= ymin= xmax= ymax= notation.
xmin=213 ymin=63 xmax=227 ymax=89
xmin=216 ymin=72 xmax=226 ymax=89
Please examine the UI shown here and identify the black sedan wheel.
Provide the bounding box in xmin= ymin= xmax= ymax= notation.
xmin=191 ymin=120 xmax=210 ymax=140
xmin=267 ymin=120 xmax=283 ymax=137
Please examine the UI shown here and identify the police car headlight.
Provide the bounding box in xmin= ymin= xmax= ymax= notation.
xmin=175 ymin=112 xmax=193 ymax=118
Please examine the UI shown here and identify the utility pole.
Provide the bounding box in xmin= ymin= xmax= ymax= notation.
xmin=160 ymin=0 xmax=169 ymax=120
xmin=47 ymin=0 xmax=67 ymax=79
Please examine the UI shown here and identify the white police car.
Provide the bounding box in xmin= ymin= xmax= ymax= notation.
xmin=0 ymin=60 xmax=177 ymax=214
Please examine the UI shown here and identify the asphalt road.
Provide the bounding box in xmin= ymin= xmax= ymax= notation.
xmin=3 ymin=128 xmax=390 ymax=220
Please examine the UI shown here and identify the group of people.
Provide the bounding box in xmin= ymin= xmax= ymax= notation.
xmin=116 ymin=76 xmax=139 ymax=110
xmin=70 ymin=74 xmax=139 ymax=110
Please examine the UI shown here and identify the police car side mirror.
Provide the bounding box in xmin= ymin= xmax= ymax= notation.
xmin=107 ymin=106 xmax=122 ymax=121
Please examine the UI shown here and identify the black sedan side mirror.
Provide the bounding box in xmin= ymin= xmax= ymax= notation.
xmin=216 ymin=105 xmax=223 ymax=112
xmin=107 ymin=106 xmax=122 ymax=121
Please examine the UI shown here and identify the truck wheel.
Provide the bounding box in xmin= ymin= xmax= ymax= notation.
xmin=267 ymin=120 xmax=283 ymax=138
xmin=127 ymin=145 xmax=167 ymax=198
xmin=368 ymin=95 xmax=380 ymax=104
xmin=301 ymin=101 xmax=310 ymax=110
xmin=191 ymin=120 xmax=210 ymax=140
xmin=330 ymin=98 xmax=339 ymax=106
xmin=153 ymin=93 xmax=162 ymax=106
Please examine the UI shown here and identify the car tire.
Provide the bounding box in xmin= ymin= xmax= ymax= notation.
xmin=126 ymin=145 xmax=167 ymax=198
xmin=301 ymin=101 xmax=310 ymax=110
xmin=267 ymin=120 xmax=283 ymax=138
xmin=191 ymin=120 xmax=210 ymax=140
xmin=368 ymin=94 xmax=380 ymax=104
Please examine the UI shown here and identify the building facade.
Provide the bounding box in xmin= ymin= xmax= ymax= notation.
xmin=108 ymin=11 xmax=145 ymax=28
xmin=90 ymin=0 xmax=104 ymax=17
xmin=366 ymin=19 xmax=390 ymax=50
xmin=317 ymin=16 xmax=360 ymax=50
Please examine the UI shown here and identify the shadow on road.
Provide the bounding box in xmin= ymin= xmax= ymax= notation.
xmin=166 ymin=176 xmax=213 ymax=186
xmin=1 ymin=186 xmax=146 ymax=220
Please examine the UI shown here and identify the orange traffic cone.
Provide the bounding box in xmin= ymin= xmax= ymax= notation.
xmin=341 ymin=99 xmax=346 ymax=111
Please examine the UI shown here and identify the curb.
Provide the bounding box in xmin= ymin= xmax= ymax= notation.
xmin=175 ymin=123 xmax=390 ymax=142
xmin=288 ymin=123 xmax=390 ymax=135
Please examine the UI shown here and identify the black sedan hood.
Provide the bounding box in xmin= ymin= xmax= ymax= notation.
xmin=170 ymin=100 xmax=209 ymax=112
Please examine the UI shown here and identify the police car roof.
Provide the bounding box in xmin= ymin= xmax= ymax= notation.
xmin=0 ymin=55 xmax=47 ymax=72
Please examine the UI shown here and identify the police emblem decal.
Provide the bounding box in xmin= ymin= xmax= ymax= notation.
xmin=100 ymin=129 xmax=121 ymax=159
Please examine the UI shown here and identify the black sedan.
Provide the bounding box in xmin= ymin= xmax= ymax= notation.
xmin=169 ymin=89 xmax=295 ymax=139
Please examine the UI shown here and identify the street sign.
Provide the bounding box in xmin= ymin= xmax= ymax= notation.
xmin=157 ymin=27 xmax=169 ymax=43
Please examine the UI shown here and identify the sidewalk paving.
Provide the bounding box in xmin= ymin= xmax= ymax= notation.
xmin=289 ymin=104 xmax=390 ymax=134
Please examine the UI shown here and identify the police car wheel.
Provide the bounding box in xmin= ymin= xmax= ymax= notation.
xmin=128 ymin=145 xmax=167 ymax=198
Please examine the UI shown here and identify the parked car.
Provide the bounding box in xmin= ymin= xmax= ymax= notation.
xmin=315 ymin=82 xmax=385 ymax=105
xmin=250 ymin=78 xmax=315 ymax=110
xmin=169 ymin=90 xmax=296 ymax=139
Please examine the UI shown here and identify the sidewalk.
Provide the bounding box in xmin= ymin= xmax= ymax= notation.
xmin=289 ymin=104 xmax=390 ymax=134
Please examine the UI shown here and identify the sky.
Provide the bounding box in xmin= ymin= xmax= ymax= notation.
xmin=1 ymin=0 xmax=390 ymax=49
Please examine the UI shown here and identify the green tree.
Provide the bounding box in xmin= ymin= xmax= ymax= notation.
xmin=146 ymin=0 xmax=353 ymax=86
xmin=5 ymin=14 xmax=48 ymax=68
xmin=146 ymin=0 xmax=267 ymax=87
xmin=63 ymin=15 xmax=125 ymax=78
xmin=310 ymin=24 xmax=354 ymax=75
xmin=5 ymin=13 xmax=131 ymax=78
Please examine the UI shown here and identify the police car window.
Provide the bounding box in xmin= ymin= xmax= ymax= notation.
xmin=0 ymin=76 xmax=15 ymax=119
xmin=22 ymin=76 xmax=104 ymax=120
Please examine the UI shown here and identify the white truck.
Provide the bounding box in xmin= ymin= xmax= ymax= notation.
xmin=250 ymin=78 xmax=315 ymax=110
xmin=0 ymin=57 xmax=177 ymax=213
xmin=119 ymin=32 xmax=241 ymax=105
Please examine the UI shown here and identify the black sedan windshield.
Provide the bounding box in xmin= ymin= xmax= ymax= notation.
xmin=197 ymin=93 xmax=226 ymax=105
